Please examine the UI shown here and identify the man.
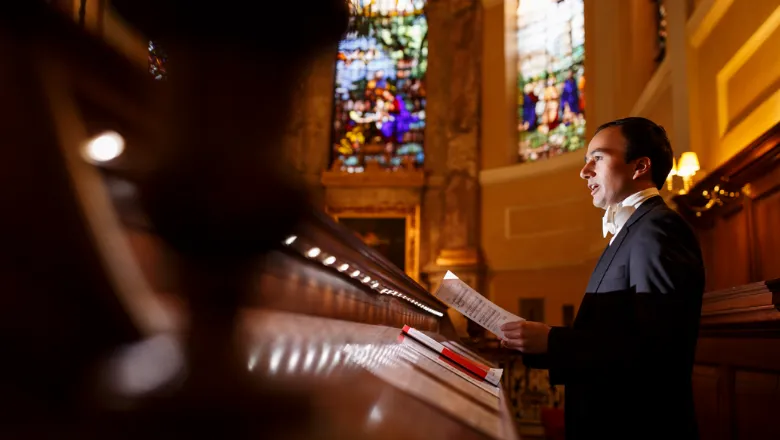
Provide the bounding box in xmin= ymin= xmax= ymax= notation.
xmin=500 ymin=117 xmax=705 ymax=439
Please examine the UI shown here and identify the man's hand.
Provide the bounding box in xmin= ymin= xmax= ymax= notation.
xmin=500 ymin=320 xmax=551 ymax=354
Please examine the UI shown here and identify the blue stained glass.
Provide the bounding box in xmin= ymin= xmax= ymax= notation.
xmin=330 ymin=2 xmax=428 ymax=172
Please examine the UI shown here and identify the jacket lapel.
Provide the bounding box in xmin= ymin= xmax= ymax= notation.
xmin=586 ymin=196 xmax=665 ymax=293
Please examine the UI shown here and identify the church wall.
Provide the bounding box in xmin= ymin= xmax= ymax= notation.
xmin=687 ymin=0 xmax=780 ymax=172
xmin=480 ymin=157 xmax=604 ymax=326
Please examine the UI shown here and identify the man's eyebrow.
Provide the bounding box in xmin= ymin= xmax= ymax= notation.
xmin=584 ymin=148 xmax=606 ymax=162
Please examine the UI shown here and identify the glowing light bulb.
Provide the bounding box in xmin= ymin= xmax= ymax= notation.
xmin=84 ymin=131 xmax=125 ymax=162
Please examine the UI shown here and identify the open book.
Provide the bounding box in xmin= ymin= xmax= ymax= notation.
xmin=401 ymin=325 xmax=503 ymax=387
xmin=433 ymin=271 xmax=524 ymax=339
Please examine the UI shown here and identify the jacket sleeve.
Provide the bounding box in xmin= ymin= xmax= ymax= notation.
xmin=544 ymin=218 xmax=703 ymax=381
xmin=521 ymin=353 xmax=550 ymax=369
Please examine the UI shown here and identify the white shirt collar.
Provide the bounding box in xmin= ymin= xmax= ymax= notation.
xmin=602 ymin=187 xmax=659 ymax=239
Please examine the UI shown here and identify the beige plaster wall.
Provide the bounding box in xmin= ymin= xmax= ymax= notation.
xmin=687 ymin=0 xmax=780 ymax=171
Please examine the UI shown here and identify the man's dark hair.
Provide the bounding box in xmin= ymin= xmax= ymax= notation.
xmin=594 ymin=117 xmax=674 ymax=190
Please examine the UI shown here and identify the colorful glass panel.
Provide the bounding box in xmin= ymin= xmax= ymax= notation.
xmin=330 ymin=0 xmax=428 ymax=172
xmin=148 ymin=41 xmax=168 ymax=81
xmin=517 ymin=0 xmax=586 ymax=163
xmin=654 ymin=0 xmax=668 ymax=63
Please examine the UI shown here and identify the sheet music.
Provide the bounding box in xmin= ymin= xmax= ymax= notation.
xmin=433 ymin=271 xmax=524 ymax=339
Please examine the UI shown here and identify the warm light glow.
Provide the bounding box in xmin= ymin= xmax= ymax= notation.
xmin=284 ymin=235 xmax=297 ymax=245
xmin=84 ymin=131 xmax=125 ymax=162
xmin=323 ymin=256 xmax=336 ymax=266
xmin=676 ymin=152 xmax=700 ymax=177
xmin=307 ymin=248 xmax=321 ymax=258
xmin=668 ymin=157 xmax=677 ymax=177
xmin=362 ymin=276 xmax=371 ymax=284
xmin=351 ymin=270 xmax=361 ymax=278
xmin=338 ymin=263 xmax=350 ymax=272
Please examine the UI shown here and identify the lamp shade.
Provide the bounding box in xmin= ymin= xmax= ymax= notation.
xmin=667 ymin=156 xmax=678 ymax=178
xmin=676 ymin=152 xmax=700 ymax=177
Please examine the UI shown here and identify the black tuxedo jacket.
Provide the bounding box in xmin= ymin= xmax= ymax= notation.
xmin=524 ymin=196 xmax=705 ymax=440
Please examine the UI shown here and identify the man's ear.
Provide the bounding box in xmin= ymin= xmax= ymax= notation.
xmin=632 ymin=157 xmax=651 ymax=180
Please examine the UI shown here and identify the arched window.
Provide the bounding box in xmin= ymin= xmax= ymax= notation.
xmin=330 ymin=0 xmax=428 ymax=173
xmin=517 ymin=0 xmax=585 ymax=163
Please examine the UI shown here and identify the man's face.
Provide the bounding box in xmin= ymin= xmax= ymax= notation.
xmin=580 ymin=126 xmax=637 ymax=209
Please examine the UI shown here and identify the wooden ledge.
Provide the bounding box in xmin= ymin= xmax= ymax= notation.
xmin=321 ymin=168 xmax=426 ymax=188
xmin=700 ymin=278 xmax=780 ymax=327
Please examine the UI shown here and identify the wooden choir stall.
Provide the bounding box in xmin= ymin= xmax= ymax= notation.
xmin=674 ymin=123 xmax=780 ymax=440
xmin=0 ymin=3 xmax=519 ymax=439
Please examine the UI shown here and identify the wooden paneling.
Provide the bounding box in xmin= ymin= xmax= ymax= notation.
xmin=707 ymin=208 xmax=752 ymax=289
xmin=675 ymin=122 xmax=780 ymax=291
xmin=693 ymin=279 xmax=780 ymax=440
xmin=693 ymin=365 xmax=732 ymax=440
xmin=753 ymin=187 xmax=780 ymax=280
xmin=734 ymin=370 xmax=780 ymax=440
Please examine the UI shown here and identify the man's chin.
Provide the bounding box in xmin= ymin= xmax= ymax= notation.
xmin=592 ymin=198 xmax=606 ymax=209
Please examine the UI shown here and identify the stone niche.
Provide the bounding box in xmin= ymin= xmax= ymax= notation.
xmin=322 ymin=169 xmax=425 ymax=283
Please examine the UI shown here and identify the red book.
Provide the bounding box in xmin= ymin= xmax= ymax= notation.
xmin=402 ymin=324 xmax=502 ymax=386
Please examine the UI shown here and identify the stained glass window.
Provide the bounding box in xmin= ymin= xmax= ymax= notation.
xmin=517 ymin=0 xmax=585 ymax=163
xmin=654 ymin=0 xmax=667 ymax=63
xmin=330 ymin=0 xmax=428 ymax=173
xmin=148 ymin=41 xmax=168 ymax=81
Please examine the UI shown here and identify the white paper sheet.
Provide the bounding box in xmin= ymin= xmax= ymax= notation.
xmin=433 ymin=271 xmax=524 ymax=339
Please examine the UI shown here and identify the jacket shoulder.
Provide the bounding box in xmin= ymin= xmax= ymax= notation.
xmin=633 ymin=201 xmax=703 ymax=256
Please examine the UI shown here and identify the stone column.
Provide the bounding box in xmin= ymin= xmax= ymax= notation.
xmin=283 ymin=49 xmax=338 ymax=207
xmin=424 ymin=0 xmax=483 ymax=337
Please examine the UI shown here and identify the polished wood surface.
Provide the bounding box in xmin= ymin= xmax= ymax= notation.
xmin=235 ymin=310 xmax=518 ymax=440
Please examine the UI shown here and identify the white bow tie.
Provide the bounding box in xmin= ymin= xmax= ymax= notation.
xmin=602 ymin=203 xmax=636 ymax=238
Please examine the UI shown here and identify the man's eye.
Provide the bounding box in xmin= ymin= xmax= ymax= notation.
xmin=593 ymin=156 xmax=602 ymax=161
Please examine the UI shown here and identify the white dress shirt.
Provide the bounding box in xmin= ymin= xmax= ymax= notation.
xmin=603 ymin=187 xmax=660 ymax=244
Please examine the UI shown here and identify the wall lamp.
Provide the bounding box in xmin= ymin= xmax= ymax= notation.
xmin=666 ymin=151 xmax=700 ymax=194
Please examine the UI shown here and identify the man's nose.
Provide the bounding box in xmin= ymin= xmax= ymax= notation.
xmin=580 ymin=161 xmax=594 ymax=180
